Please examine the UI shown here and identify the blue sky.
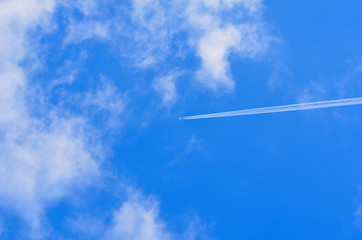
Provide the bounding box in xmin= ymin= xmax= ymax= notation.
xmin=0 ymin=0 xmax=362 ymax=239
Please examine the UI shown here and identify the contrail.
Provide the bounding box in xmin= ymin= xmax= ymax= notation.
xmin=180 ymin=97 xmax=362 ymax=120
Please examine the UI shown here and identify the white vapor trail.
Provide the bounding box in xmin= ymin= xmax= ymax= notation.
xmin=180 ymin=97 xmax=362 ymax=120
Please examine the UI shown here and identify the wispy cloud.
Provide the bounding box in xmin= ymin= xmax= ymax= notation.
xmin=0 ymin=1 xmax=209 ymax=239
xmin=142 ymin=0 xmax=271 ymax=90
xmin=185 ymin=0 xmax=270 ymax=90
xmin=195 ymin=26 xmax=241 ymax=90
xmin=0 ymin=1 xmax=101 ymax=237
xmin=67 ymin=0 xmax=273 ymax=96
xmin=152 ymin=71 xmax=182 ymax=106
xmin=64 ymin=20 xmax=110 ymax=45
xmin=0 ymin=1 xmax=274 ymax=238
xmin=48 ymin=50 xmax=88 ymax=88
xmin=67 ymin=187 xmax=213 ymax=240
xmin=83 ymin=76 xmax=127 ymax=129
xmin=0 ymin=117 xmax=100 ymax=234
xmin=104 ymin=190 xmax=173 ymax=240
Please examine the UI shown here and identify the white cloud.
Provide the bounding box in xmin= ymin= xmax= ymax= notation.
xmin=48 ymin=50 xmax=88 ymax=88
xmin=152 ymin=72 xmax=181 ymax=106
xmin=67 ymin=188 xmax=212 ymax=240
xmin=104 ymin=190 xmax=173 ymax=240
xmin=60 ymin=0 xmax=115 ymax=45
xmin=184 ymin=0 xmax=269 ymax=90
xmin=0 ymin=0 xmax=269 ymax=238
xmin=0 ymin=3 xmax=174 ymax=238
xmin=0 ymin=0 xmax=56 ymax=67
xmin=123 ymin=0 xmax=172 ymax=67
xmin=224 ymin=0 xmax=262 ymax=12
xmin=83 ymin=77 xmax=127 ymax=129
xmin=61 ymin=1 xmax=100 ymax=16
xmin=196 ymin=26 xmax=240 ymax=90
xmin=0 ymin=0 xmax=101 ymax=237
xmin=0 ymin=117 xmax=99 ymax=233
xmin=86 ymin=79 xmax=125 ymax=115
xmin=64 ymin=20 xmax=110 ymax=44
xmin=126 ymin=0 xmax=271 ymax=92
xmin=61 ymin=0 xmax=272 ymax=95
xmin=0 ymin=0 xmax=56 ymax=127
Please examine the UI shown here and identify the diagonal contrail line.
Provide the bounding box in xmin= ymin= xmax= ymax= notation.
xmin=180 ymin=97 xmax=362 ymax=120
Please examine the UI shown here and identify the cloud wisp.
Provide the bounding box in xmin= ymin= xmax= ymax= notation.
xmin=181 ymin=97 xmax=362 ymax=120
